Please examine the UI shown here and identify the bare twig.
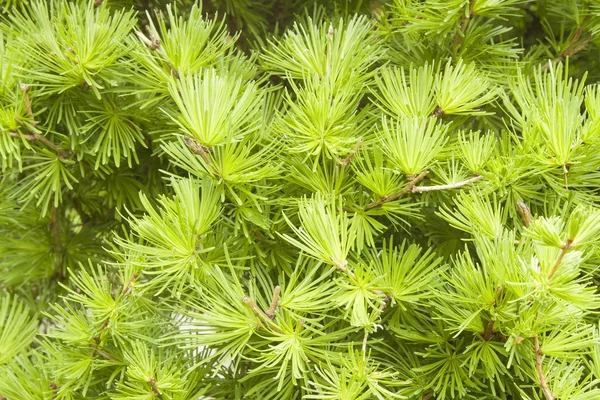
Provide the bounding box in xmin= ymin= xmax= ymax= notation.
xmin=135 ymin=29 xmax=179 ymax=78
xmin=332 ymin=258 xmax=355 ymax=280
xmin=243 ymin=295 xmax=282 ymax=333
xmin=542 ymin=23 xmax=592 ymax=69
xmin=362 ymin=329 xmax=369 ymax=361
xmin=148 ymin=377 xmax=162 ymax=396
xmin=135 ymin=30 xmax=160 ymax=50
xmin=121 ymin=273 xmax=139 ymax=296
xmin=482 ymin=319 xmax=495 ymax=341
xmin=548 ymin=239 xmax=573 ymax=280
xmin=51 ymin=205 xmax=64 ymax=280
xmin=451 ymin=0 xmax=476 ymax=50
xmin=184 ymin=135 xmax=212 ymax=166
xmin=411 ymin=175 xmax=483 ymax=193
xmin=339 ymin=137 xmax=363 ymax=167
xmin=373 ymin=290 xmax=392 ymax=311
xmin=517 ymin=200 xmax=532 ymax=228
xmin=534 ymin=335 xmax=556 ymax=400
xmin=432 ymin=106 xmax=444 ymax=117
xmin=20 ymin=84 xmax=35 ymax=124
xmin=11 ymin=86 xmax=69 ymax=158
xmin=365 ymin=170 xmax=429 ymax=210
xmin=266 ymin=285 xmax=281 ymax=320
xmin=90 ymin=273 xmax=138 ymax=360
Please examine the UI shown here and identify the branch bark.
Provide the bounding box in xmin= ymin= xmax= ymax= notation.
xmin=534 ymin=335 xmax=555 ymax=400
xmin=542 ymin=23 xmax=591 ymax=69
xmin=365 ymin=170 xmax=429 ymax=210
xmin=184 ymin=135 xmax=212 ymax=166
xmin=339 ymin=137 xmax=363 ymax=167
xmin=365 ymin=172 xmax=483 ymax=211
xmin=10 ymin=85 xmax=70 ymax=158
xmin=243 ymin=295 xmax=282 ymax=333
xmin=452 ymin=0 xmax=476 ymax=50
xmin=547 ymin=239 xmax=573 ymax=280
xmin=51 ymin=205 xmax=64 ymax=280
xmin=266 ymin=285 xmax=281 ymax=320
xmin=411 ymin=175 xmax=483 ymax=193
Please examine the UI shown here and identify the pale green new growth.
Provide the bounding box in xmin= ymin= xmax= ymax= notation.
xmin=1 ymin=0 xmax=600 ymax=399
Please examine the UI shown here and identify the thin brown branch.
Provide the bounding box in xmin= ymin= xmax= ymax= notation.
xmin=121 ymin=273 xmax=139 ymax=295
xmin=362 ymin=329 xmax=369 ymax=360
xmin=516 ymin=200 xmax=532 ymax=228
xmin=90 ymin=273 xmax=138 ymax=359
xmin=411 ymin=175 xmax=483 ymax=193
xmin=184 ymin=135 xmax=212 ymax=166
xmin=534 ymin=335 xmax=556 ymax=400
xmin=148 ymin=377 xmax=162 ymax=396
xmin=332 ymin=258 xmax=355 ymax=280
xmin=365 ymin=170 xmax=429 ymax=210
xmin=548 ymin=239 xmax=573 ymax=280
xmin=374 ymin=290 xmax=392 ymax=311
xmin=95 ymin=347 xmax=119 ymax=362
xmin=543 ymin=23 xmax=592 ymax=69
xmin=452 ymin=0 xmax=476 ymax=50
xmin=20 ymin=84 xmax=35 ymax=125
xmin=13 ymin=123 xmax=64 ymax=156
xmin=339 ymin=137 xmax=363 ymax=167
xmin=12 ymin=86 xmax=69 ymax=158
xmin=93 ymin=317 xmax=110 ymax=345
xmin=135 ymin=29 xmax=160 ymax=50
xmin=51 ymin=205 xmax=64 ymax=280
xmin=243 ymin=295 xmax=282 ymax=333
xmin=482 ymin=319 xmax=495 ymax=341
xmin=135 ymin=29 xmax=179 ymax=78
xmin=266 ymin=285 xmax=281 ymax=320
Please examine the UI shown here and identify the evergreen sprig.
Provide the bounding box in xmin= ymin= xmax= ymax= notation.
xmin=2 ymin=1 xmax=600 ymax=399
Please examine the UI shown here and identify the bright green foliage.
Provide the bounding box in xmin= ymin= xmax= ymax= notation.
xmin=2 ymin=0 xmax=600 ymax=399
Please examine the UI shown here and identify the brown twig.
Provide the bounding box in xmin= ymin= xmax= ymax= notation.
xmin=243 ymin=295 xmax=282 ymax=333
xmin=452 ymin=0 xmax=476 ymax=50
xmin=365 ymin=170 xmax=429 ymax=210
xmin=362 ymin=329 xmax=369 ymax=360
xmin=432 ymin=106 xmax=445 ymax=117
xmin=135 ymin=29 xmax=160 ymax=50
xmin=184 ymin=135 xmax=212 ymax=166
xmin=547 ymin=239 xmax=573 ymax=280
xmin=410 ymin=175 xmax=483 ymax=193
xmin=11 ymin=86 xmax=69 ymax=158
xmin=534 ymin=335 xmax=556 ymax=400
xmin=339 ymin=137 xmax=363 ymax=167
xmin=90 ymin=273 xmax=138 ymax=360
xmin=148 ymin=377 xmax=162 ymax=396
xmin=377 ymin=292 xmax=393 ymax=311
xmin=266 ymin=285 xmax=281 ymax=320
xmin=20 ymin=84 xmax=35 ymax=124
xmin=51 ymin=205 xmax=64 ymax=280
xmin=121 ymin=273 xmax=139 ymax=296
xmin=135 ymin=29 xmax=180 ymax=78
xmin=516 ymin=200 xmax=532 ymax=228
xmin=542 ymin=24 xmax=592 ymax=69
xmin=482 ymin=319 xmax=495 ymax=341
xmin=332 ymin=258 xmax=355 ymax=280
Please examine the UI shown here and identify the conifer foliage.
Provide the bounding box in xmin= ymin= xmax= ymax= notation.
xmin=2 ymin=0 xmax=600 ymax=399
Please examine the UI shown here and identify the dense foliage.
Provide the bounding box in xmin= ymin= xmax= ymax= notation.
xmin=2 ymin=0 xmax=600 ymax=399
